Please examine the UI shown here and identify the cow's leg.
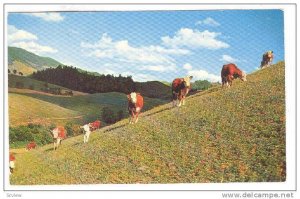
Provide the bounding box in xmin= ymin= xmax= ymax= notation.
xmin=172 ymin=92 xmax=178 ymax=107
xmin=10 ymin=167 xmax=14 ymax=174
xmin=226 ymin=76 xmax=232 ymax=88
xmin=177 ymin=94 xmax=182 ymax=107
xmin=53 ymin=141 xmax=56 ymax=150
xmin=177 ymin=99 xmax=182 ymax=107
xmin=134 ymin=113 xmax=139 ymax=123
xmin=83 ymin=134 xmax=86 ymax=143
xmin=9 ymin=161 xmax=15 ymax=174
xmin=129 ymin=110 xmax=134 ymax=124
xmin=56 ymin=138 xmax=61 ymax=149
xmin=135 ymin=117 xmax=139 ymax=123
xmin=182 ymin=96 xmax=187 ymax=106
xmin=172 ymin=100 xmax=177 ymax=107
xmin=132 ymin=113 xmax=136 ymax=123
xmin=86 ymin=132 xmax=90 ymax=143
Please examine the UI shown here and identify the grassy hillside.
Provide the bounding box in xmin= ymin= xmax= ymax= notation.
xmin=8 ymin=74 xmax=70 ymax=91
xmin=9 ymin=93 xmax=80 ymax=127
xmin=135 ymin=81 xmax=172 ymax=99
xmin=8 ymin=46 xmax=62 ymax=71
xmin=9 ymin=91 xmax=166 ymax=127
xmin=8 ymin=61 xmax=37 ymax=76
xmin=10 ymin=62 xmax=285 ymax=184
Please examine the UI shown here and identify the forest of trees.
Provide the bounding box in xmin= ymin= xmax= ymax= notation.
xmin=31 ymin=65 xmax=136 ymax=94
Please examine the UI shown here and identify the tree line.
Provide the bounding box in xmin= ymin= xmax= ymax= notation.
xmin=31 ymin=65 xmax=136 ymax=94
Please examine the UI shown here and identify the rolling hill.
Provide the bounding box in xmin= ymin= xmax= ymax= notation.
xmin=8 ymin=90 xmax=167 ymax=127
xmin=8 ymin=47 xmax=62 ymax=75
xmin=10 ymin=61 xmax=285 ymax=184
xmin=135 ymin=81 xmax=172 ymax=99
xmin=8 ymin=47 xmax=172 ymax=99
xmin=8 ymin=74 xmax=73 ymax=92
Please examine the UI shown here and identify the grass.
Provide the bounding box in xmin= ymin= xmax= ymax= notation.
xmin=9 ymin=93 xmax=79 ymax=127
xmin=8 ymin=61 xmax=37 ymax=76
xmin=8 ymin=74 xmax=73 ymax=92
xmin=9 ymin=91 xmax=167 ymax=127
xmin=10 ymin=62 xmax=285 ymax=184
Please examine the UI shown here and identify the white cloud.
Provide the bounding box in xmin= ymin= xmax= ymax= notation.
xmin=220 ymin=55 xmax=239 ymax=63
xmin=187 ymin=69 xmax=220 ymax=83
xmin=8 ymin=25 xmax=58 ymax=55
xmin=162 ymin=28 xmax=229 ymax=50
xmin=183 ymin=63 xmax=193 ymax=70
xmin=8 ymin=25 xmax=37 ymax=43
xmin=81 ymin=33 xmax=187 ymax=72
xmin=139 ymin=64 xmax=177 ymax=72
xmin=195 ymin=17 xmax=220 ymax=27
xmin=24 ymin=13 xmax=64 ymax=22
xmin=10 ymin=41 xmax=58 ymax=55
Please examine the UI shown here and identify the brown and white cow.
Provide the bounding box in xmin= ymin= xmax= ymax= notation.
xmin=90 ymin=120 xmax=101 ymax=131
xmin=127 ymin=92 xmax=144 ymax=124
xmin=261 ymin=51 xmax=274 ymax=69
xmin=80 ymin=123 xmax=91 ymax=143
xmin=51 ymin=126 xmax=67 ymax=150
xmin=26 ymin=141 xmax=37 ymax=151
xmin=172 ymin=76 xmax=193 ymax=107
xmin=221 ymin=63 xmax=247 ymax=88
xmin=9 ymin=153 xmax=16 ymax=174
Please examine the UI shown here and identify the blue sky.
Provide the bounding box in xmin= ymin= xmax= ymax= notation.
xmin=8 ymin=10 xmax=284 ymax=82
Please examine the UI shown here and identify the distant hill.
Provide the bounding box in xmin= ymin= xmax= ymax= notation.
xmin=10 ymin=62 xmax=286 ymax=184
xmin=8 ymin=46 xmax=62 ymax=75
xmin=135 ymin=81 xmax=171 ymax=100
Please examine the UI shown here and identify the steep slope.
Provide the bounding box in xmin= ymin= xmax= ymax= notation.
xmin=10 ymin=62 xmax=285 ymax=184
xmin=8 ymin=47 xmax=62 ymax=73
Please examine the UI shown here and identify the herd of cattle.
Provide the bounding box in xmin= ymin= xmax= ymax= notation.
xmin=9 ymin=51 xmax=274 ymax=175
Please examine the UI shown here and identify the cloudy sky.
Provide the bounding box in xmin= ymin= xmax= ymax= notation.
xmin=8 ymin=10 xmax=284 ymax=82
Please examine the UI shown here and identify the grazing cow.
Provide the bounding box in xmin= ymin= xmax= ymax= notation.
xmin=26 ymin=141 xmax=37 ymax=151
xmin=261 ymin=51 xmax=274 ymax=69
xmin=172 ymin=76 xmax=193 ymax=107
xmin=221 ymin=63 xmax=247 ymax=87
xmin=127 ymin=92 xmax=144 ymax=124
xmin=9 ymin=153 xmax=16 ymax=174
xmin=52 ymin=126 xmax=67 ymax=150
xmin=80 ymin=123 xmax=91 ymax=143
xmin=90 ymin=120 xmax=101 ymax=131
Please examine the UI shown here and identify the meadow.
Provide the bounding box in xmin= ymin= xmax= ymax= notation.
xmin=9 ymin=62 xmax=285 ymax=184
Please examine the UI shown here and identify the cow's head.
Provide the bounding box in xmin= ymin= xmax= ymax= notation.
xmin=127 ymin=92 xmax=137 ymax=104
xmin=183 ymin=76 xmax=193 ymax=88
xmin=241 ymin=71 xmax=247 ymax=81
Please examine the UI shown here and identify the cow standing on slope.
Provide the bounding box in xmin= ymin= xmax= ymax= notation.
xmin=127 ymin=92 xmax=144 ymax=124
xmin=52 ymin=126 xmax=67 ymax=150
xmin=90 ymin=120 xmax=101 ymax=131
xmin=261 ymin=51 xmax=274 ymax=69
xmin=26 ymin=141 xmax=37 ymax=151
xmin=9 ymin=153 xmax=16 ymax=174
xmin=81 ymin=123 xmax=91 ymax=143
xmin=172 ymin=76 xmax=193 ymax=107
xmin=221 ymin=63 xmax=247 ymax=88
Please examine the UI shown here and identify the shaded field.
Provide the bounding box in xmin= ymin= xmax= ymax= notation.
xmin=10 ymin=62 xmax=285 ymax=184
